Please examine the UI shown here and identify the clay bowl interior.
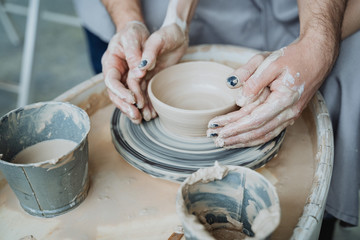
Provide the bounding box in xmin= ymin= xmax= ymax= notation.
xmin=176 ymin=164 xmax=281 ymax=240
xmin=148 ymin=61 xmax=238 ymax=137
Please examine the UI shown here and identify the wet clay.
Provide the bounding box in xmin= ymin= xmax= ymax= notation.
xmin=12 ymin=139 xmax=77 ymax=164
xmin=177 ymin=164 xmax=280 ymax=239
xmin=211 ymin=229 xmax=246 ymax=240
xmin=0 ymin=104 xmax=314 ymax=239
xmin=148 ymin=61 xmax=238 ymax=137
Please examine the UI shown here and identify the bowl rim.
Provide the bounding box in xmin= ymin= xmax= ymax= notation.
xmin=0 ymin=101 xmax=90 ymax=168
xmin=176 ymin=163 xmax=281 ymax=239
xmin=147 ymin=61 xmax=236 ymax=115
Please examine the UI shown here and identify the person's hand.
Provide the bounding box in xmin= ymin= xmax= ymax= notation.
xmin=134 ymin=22 xmax=189 ymax=119
xmin=138 ymin=23 xmax=189 ymax=77
xmin=102 ymin=21 xmax=188 ymax=124
xmin=207 ymin=36 xmax=337 ymax=148
xmin=102 ymin=21 xmax=151 ymax=124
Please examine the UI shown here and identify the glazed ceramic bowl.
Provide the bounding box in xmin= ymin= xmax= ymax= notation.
xmin=176 ymin=163 xmax=281 ymax=240
xmin=148 ymin=61 xmax=238 ymax=137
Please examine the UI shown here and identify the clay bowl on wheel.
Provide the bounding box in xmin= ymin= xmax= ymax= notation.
xmin=148 ymin=61 xmax=238 ymax=137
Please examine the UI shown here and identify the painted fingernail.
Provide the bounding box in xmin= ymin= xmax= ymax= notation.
xmin=209 ymin=133 xmax=218 ymax=137
xmin=227 ymin=75 xmax=239 ymax=87
xmin=135 ymin=102 xmax=144 ymax=109
xmin=208 ymin=123 xmax=219 ymax=128
xmin=138 ymin=60 xmax=148 ymax=68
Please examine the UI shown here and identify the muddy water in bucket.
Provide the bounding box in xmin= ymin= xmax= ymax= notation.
xmin=177 ymin=163 xmax=280 ymax=240
xmin=0 ymin=101 xmax=90 ymax=218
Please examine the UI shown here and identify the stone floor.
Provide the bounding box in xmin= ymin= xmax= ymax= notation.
xmin=0 ymin=1 xmax=360 ymax=239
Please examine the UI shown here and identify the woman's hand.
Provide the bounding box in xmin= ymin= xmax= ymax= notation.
xmin=102 ymin=21 xmax=151 ymax=124
xmin=134 ymin=23 xmax=189 ymax=119
xmin=102 ymin=0 xmax=196 ymax=124
xmin=103 ymin=22 xmax=188 ymax=123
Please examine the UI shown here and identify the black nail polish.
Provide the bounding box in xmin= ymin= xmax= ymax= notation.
xmin=227 ymin=75 xmax=239 ymax=87
xmin=209 ymin=123 xmax=219 ymax=128
xmin=209 ymin=133 xmax=218 ymax=137
xmin=138 ymin=60 xmax=148 ymax=68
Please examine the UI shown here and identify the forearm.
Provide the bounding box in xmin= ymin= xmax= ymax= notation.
xmin=162 ymin=0 xmax=199 ymax=32
xmin=342 ymin=0 xmax=360 ymax=39
xmin=102 ymin=0 xmax=144 ymax=32
xmin=297 ymin=0 xmax=347 ymax=63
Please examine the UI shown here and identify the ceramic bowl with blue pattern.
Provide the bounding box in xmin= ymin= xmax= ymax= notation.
xmin=176 ymin=163 xmax=280 ymax=240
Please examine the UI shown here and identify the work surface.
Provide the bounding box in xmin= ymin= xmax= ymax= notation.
xmin=0 ymin=103 xmax=315 ymax=240
xmin=0 ymin=45 xmax=333 ymax=239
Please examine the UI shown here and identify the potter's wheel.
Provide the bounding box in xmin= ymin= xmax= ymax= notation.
xmin=111 ymin=109 xmax=285 ymax=182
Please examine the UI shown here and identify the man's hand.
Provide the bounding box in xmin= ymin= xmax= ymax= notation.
xmin=206 ymin=0 xmax=347 ymax=148
xmin=207 ymin=36 xmax=337 ymax=148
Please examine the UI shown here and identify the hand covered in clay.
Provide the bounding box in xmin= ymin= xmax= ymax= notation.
xmin=134 ymin=22 xmax=189 ymax=115
xmin=137 ymin=23 xmax=189 ymax=80
xmin=103 ymin=22 xmax=188 ymax=124
xmin=207 ymin=37 xmax=337 ymax=148
xmin=102 ymin=21 xmax=151 ymax=124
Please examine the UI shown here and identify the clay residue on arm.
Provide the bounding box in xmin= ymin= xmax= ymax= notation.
xmin=162 ymin=0 xmax=199 ymax=33
xmin=101 ymin=0 xmax=145 ymax=32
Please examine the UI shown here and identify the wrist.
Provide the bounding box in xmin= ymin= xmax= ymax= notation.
xmin=161 ymin=0 xmax=198 ymax=33
xmin=115 ymin=16 xmax=145 ymax=33
xmin=102 ymin=0 xmax=144 ymax=32
xmin=297 ymin=0 xmax=347 ymax=66
xmin=118 ymin=20 xmax=147 ymax=33
xmin=299 ymin=27 xmax=340 ymax=66
xmin=161 ymin=12 xmax=188 ymax=34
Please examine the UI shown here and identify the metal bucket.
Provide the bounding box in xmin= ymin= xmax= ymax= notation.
xmin=0 ymin=101 xmax=90 ymax=218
